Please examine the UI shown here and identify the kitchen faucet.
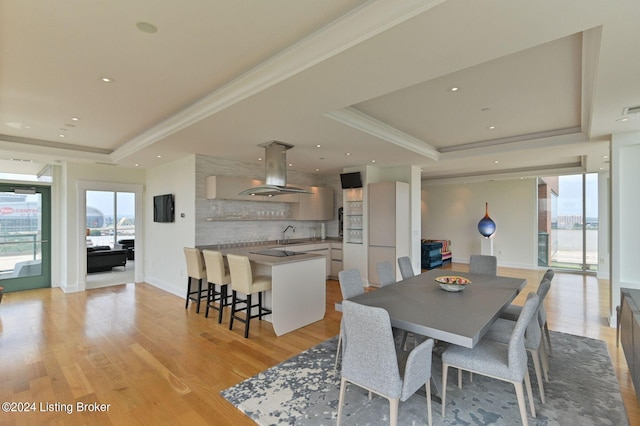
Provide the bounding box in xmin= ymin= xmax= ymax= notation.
xmin=282 ymin=225 xmax=295 ymax=243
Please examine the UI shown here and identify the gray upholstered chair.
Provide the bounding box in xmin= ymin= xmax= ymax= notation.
xmin=500 ymin=269 xmax=554 ymax=356
xmin=397 ymin=256 xmax=416 ymax=280
xmin=227 ymin=254 xmax=272 ymax=338
xmin=335 ymin=269 xmax=365 ymax=370
xmin=483 ymin=279 xmax=551 ymax=404
xmin=376 ymin=261 xmax=396 ymax=287
xmin=337 ymin=300 xmax=435 ymax=426
xmin=183 ymin=247 xmax=208 ymax=313
xmin=442 ymin=293 xmax=539 ymax=426
xmin=469 ymin=254 xmax=497 ymax=275
xmin=202 ymin=249 xmax=231 ymax=323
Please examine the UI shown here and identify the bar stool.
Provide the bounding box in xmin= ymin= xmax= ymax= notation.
xmin=227 ymin=254 xmax=272 ymax=338
xmin=202 ymin=249 xmax=231 ymax=323
xmin=183 ymin=247 xmax=208 ymax=313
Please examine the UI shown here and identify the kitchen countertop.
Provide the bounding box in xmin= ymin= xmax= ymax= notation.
xmin=197 ymin=240 xmax=338 ymax=266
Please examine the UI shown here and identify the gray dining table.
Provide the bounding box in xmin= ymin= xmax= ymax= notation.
xmin=340 ymin=268 xmax=526 ymax=348
xmin=335 ymin=268 xmax=527 ymax=399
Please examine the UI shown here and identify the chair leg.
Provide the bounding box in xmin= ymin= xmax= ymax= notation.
xmin=244 ymin=293 xmax=252 ymax=338
xmin=334 ymin=331 xmax=342 ymax=371
xmin=195 ymin=278 xmax=202 ymax=313
xmin=205 ymin=282 xmax=212 ymax=318
xmin=539 ymin=340 xmax=550 ymax=382
xmin=524 ymin=369 xmax=536 ymax=418
xmin=229 ymin=290 xmax=237 ymax=331
xmin=218 ymin=284 xmax=227 ymax=324
xmin=544 ymin=322 xmax=552 ymax=355
xmin=337 ymin=377 xmax=347 ymax=425
xmin=389 ymin=397 xmax=399 ymax=426
xmin=185 ymin=277 xmax=191 ymax=309
xmin=530 ymin=349 xmax=545 ymax=404
xmin=425 ymin=380 xmax=432 ymax=426
xmin=441 ymin=364 xmax=448 ymax=417
xmin=513 ymin=381 xmax=529 ymax=426
xmin=458 ymin=368 xmax=463 ymax=389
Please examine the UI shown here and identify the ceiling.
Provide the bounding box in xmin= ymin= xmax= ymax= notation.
xmin=2 ymin=0 xmax=639 ymax=183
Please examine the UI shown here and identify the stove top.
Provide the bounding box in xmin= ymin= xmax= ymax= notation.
xmin=251 ymin=249 xmax=306 ymax=257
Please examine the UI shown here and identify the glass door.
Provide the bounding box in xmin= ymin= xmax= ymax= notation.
xmin=0 ymin=185 xmax=51 ymax=291
xmin=537 ymin=174 xmax=598 ymax=272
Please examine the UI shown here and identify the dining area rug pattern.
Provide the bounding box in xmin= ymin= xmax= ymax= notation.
xmin=221 ymin=331 xmax=627 ymax=425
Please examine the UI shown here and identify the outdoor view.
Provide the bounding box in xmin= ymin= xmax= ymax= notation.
xmin=86 ymin=191 xmax=135 ymax=248
xmin=538 ymin=173 xmax=598 ymax=271
xmin=0 ymin=190 xmax=43 ymax=281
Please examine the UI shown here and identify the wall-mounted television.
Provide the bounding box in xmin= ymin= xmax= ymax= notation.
xmin=340 ymin=172 xmax=363 ymax=189
xmin=153 ymin=194 xmax=175 ymax=223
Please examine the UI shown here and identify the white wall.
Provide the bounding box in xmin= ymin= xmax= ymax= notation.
xmin=55 ymin=163 xmax=145 ymax=292
xmin=421 ymin=178 xmax=537 ymax=269
xmin=611 ymin=131 xmax=640 ymax=318
xmin=144 ymin=155 xmax=196 ymax=297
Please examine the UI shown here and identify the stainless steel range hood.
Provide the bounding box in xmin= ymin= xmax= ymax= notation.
xmin=239 ymin=141 xmax=311 ymax=196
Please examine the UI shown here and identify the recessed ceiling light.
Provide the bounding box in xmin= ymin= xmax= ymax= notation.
xmin=135 ymin=163 xmax=140 ymax=167
xmin=316 ymin=144 xmax=321 ymax=148
xmin=488 ymin=126 xmax=496 ymax=130
xmin=258 ymin=157 xmax=262 ymax=161
xmin=617 ymin=117 xmax=630 ymax=122
xmin=136 ymin=21 xmax=158 ymax=34
xmin=315 ymin=168 xmax=320 ymax=172
xmin=448 ymin=87 xmax=459 ymax=92
xmin=101 ymin=77 xmax=115 ymax=83
xmin=603 ymin=155 xmax=609 ymax=159
xmin=345 ymin=152 xmax=351 ymax=156
xmin=59 ymin=134 xmax=65 ymax=138
xmin=599 ymin=167 xmax=604 ymax=170
xmin=288 ymin=163 xmax=293 ymax=167
xmin=371 ymin=160 xmax=376 ymax=163
xmin=71 ymin=117 xmax=79 ymax=121
xmin=493 ymin=160 xmax=499 ymax=164
xmin=156 ymin=155 xmax=162 ymax=158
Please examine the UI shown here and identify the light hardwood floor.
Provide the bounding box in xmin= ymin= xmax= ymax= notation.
xmin=0 ymin=264 xmax=638 ymax=425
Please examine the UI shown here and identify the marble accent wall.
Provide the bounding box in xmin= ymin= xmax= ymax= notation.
xmin=195 ymin=155 xmax=342 ymax=246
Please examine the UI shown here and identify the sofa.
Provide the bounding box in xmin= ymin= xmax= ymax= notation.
xmin=87 ymin=246 xmax=128 ymax=273
xmin=117 ymin=239 xmax=135 ymax=260
xmin=422 ymin=239 xmax=452 ymax=263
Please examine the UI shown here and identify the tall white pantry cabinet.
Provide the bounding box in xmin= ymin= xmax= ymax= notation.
xmin=368 ymin=181 xmax=410 ymax=286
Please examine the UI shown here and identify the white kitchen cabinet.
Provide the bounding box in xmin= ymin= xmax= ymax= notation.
xmin=278 ymin=243 xmax=331 ymax=277
xmin=292 ymin=186 xmax=334 ymax=220
xmin=330 ymin=242 xmax=343 ymax=278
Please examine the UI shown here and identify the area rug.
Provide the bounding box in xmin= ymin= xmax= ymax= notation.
xmin=221 ymin=331 xmax=628 ymax=425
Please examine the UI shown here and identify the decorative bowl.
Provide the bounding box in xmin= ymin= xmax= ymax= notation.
xmin=435 ymin=276 xmax=471 ymax=292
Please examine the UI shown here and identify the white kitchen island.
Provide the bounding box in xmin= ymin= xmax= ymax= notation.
xmin=199 ymin=246 xmax=326 ymax=336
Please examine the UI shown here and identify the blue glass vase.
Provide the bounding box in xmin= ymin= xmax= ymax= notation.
xmin=478 ymin=202 xmax=496 ymax=238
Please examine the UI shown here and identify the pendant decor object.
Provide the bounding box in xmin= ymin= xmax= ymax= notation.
xmin=477 ymin=202 xmax=496 ymax=238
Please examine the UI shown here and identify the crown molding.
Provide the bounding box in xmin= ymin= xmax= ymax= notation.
xmin=111 ymin=0 xmax=446 ymax=162
xmin=325 ymin=106 xmax=440 ymax=160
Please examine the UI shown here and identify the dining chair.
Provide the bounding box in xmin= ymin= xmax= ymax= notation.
xmin=469 ymin=254 xmax=497 ymax=275
xmin=183 ymin=247 xmax=208 ymax=313
xmin=397 ymin=256 xmax=415 ymax=280
xmin=376 ymin=261 xmax=396 ymax=287
xmin=484 ymin=279 xmax=551 ymax=403
xmin=442 ymin=293 xmax=539 ymax=426
xmin=227 ymin=254 xmax=272 ymax=338
xmin=337 ymin=300 xmax=435 ymax=426
xmin=202 ymin=249 xmax=231 ymax=323
xmin=500 ymin=269 xmax=554 ymax=356
xmin=335 ymin=269 xmax=365 ymax=370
